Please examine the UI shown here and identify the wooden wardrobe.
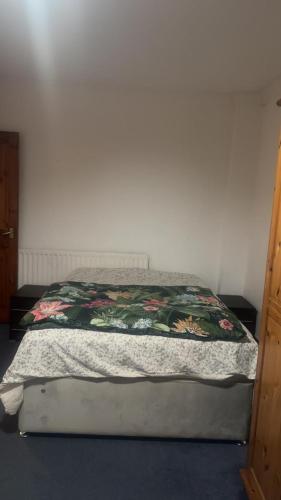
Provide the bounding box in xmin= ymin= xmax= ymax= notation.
xmin=241 ymin=138 xmax=281 ymax=499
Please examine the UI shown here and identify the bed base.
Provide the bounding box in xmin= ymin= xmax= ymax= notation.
xmin=18 ymin=377 xmax=253 ymax=440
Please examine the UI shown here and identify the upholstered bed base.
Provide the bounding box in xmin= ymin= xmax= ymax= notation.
xmin=19 ymin=377 xmax=253 ymax=441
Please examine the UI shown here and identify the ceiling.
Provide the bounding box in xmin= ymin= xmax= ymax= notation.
xmin=1 ymin=0 xmax=281 ymax=92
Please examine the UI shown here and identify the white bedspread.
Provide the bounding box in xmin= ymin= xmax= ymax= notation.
xmin=0 ymin=268 xmax=258 ymax=414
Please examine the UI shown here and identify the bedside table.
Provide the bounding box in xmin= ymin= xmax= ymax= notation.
xmin=10 ymin=285 xmax=49 ymax=341
xmin=217 ymin=294 xmax=257 ymax=336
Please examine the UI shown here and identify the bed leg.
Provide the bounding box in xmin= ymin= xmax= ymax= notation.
xmin=237 ymin=440 xmax=247 ymax=446
xmin=19 ymin=431 xmax=28 ymax=438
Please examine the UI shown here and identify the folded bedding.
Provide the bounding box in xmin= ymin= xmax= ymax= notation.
xmin=20 ymin=281 xmax=246 ymax=342
xmin=0 ymin=268 xmax=258 ymax=415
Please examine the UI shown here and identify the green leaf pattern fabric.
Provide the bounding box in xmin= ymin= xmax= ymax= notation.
xmin=20 ymin=281 xmax=246 ymax=342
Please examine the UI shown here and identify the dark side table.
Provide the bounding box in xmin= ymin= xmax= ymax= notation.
xmin=217 ymin=294 xmax=257 ymax=337
xmin=10 ymin=285 xmax=49 ymax=340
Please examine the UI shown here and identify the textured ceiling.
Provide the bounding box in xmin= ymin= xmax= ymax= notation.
xmin=1 ymin=0 xmax=281 ymax=92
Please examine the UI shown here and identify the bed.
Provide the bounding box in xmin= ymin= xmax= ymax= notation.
xmin=0 ymin=266 xmax=258 ymax=441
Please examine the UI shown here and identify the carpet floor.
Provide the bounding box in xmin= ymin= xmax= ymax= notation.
xmin=0 ymin=332 xmax=248 ymax=500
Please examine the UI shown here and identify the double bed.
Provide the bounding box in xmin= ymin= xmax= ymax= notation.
xmin=0 ymin=265 xmax=258 ymax=441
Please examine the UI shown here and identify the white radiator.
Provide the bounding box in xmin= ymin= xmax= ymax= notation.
xmin=18 ymin=249 xmax=149 ymax=287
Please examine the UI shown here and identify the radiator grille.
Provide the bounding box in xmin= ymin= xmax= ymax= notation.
xmin=18 ymin=249 xmax=149 ymax=287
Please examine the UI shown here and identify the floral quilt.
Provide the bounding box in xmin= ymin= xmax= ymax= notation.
xmin=20 ymin=281 xmax=246 ymax=342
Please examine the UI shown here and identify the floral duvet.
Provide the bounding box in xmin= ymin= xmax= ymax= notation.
xmin=20 ymin=281 xmax=246 ymax=342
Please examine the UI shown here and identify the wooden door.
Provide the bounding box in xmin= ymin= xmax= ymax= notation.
xmin=241 ymin=138 xmax=281 ymax=499
xmin=0 ymin=132 xmax=19 ymax=323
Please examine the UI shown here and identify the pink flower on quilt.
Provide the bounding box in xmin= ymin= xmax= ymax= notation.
xmin=82 ymin=299 xmax=114 ymax=308
xmin=143 ymin=305 xmax=159 ymax=312
xmin=144 ymin=299 xmax=167 ymax=306
xmin=198 ymin=295 xmax=220 ymax=305
xmin=219 ymin=319 xmax=234 ymax=331
xmin=32 ymin=301 xmax=72 ymax=321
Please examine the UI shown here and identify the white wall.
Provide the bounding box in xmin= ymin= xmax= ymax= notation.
xmin=218 ymin=94 xmax=261 ymax=294
xmin=244 ymin=75 xmax=281 ymax=317
xmin=0 ymin=81 xmax=261 ymax=292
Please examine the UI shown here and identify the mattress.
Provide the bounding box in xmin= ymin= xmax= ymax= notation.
xmin=0 ymin=268 xmax=258 ymax=415
xmin=66 ymin=267 xmax=207 ymax=286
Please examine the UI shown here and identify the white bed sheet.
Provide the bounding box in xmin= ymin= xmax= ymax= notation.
xmin=0 ymin=268 xmax=258 ymax=414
